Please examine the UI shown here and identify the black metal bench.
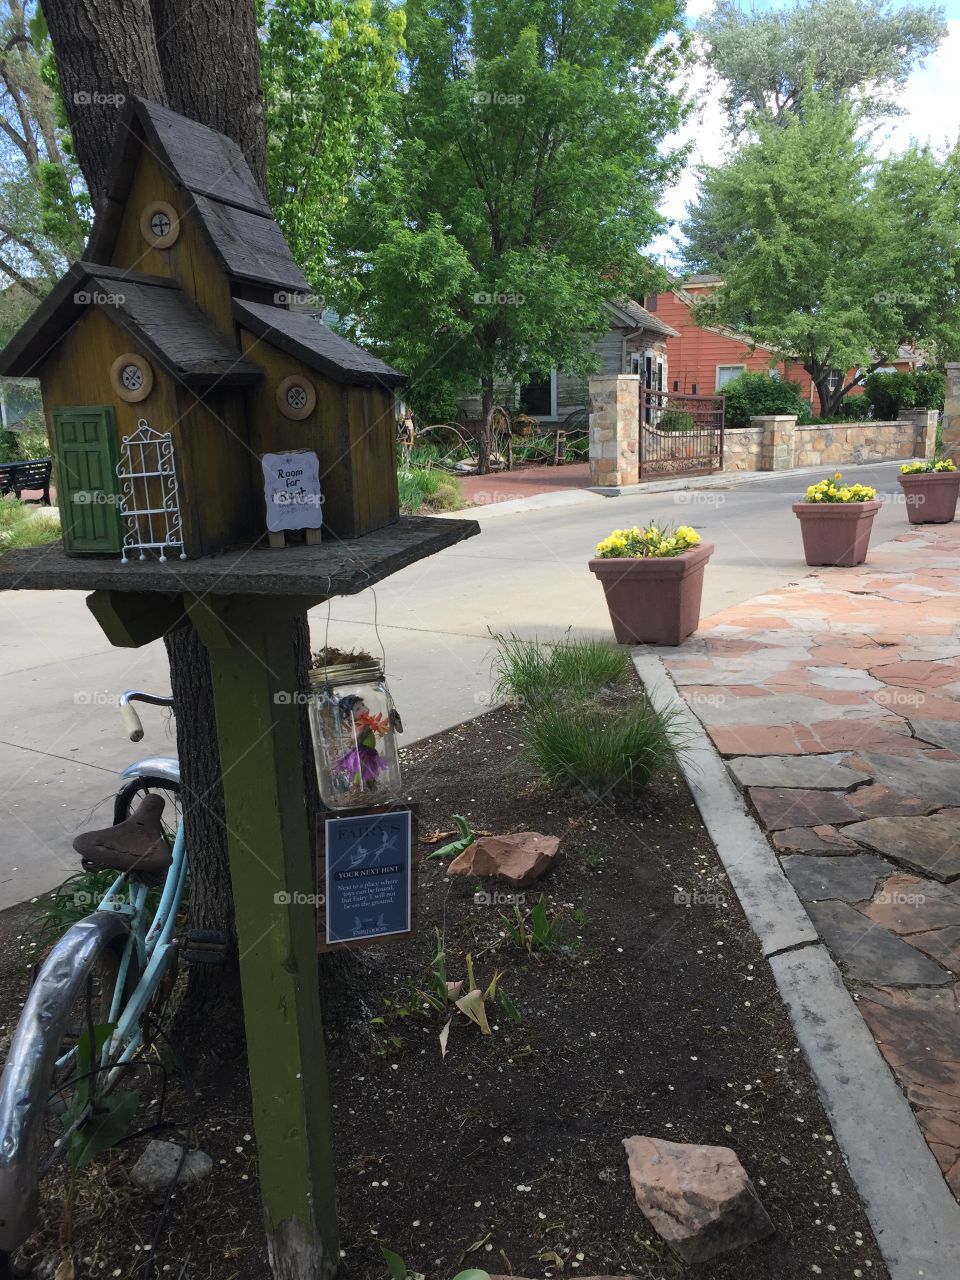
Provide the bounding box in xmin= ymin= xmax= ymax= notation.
xmin=0 ymin=458 xmax=52 ymax=504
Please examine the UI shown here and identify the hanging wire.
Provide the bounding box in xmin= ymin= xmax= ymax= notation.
xmin=319 ymin=586 xmax=388 ymax=682
xmin=371 ymin=584 xmax=388 ymax=676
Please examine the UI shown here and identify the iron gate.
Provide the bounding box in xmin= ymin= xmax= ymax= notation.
xmin=639 ymin=389 xmax=725 ymax=479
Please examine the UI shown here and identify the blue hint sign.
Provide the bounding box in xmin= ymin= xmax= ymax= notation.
xmin=323 ymin=808 xmax=413 ymax=945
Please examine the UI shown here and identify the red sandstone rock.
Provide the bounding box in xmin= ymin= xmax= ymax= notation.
xmin=446 ymin=832 xmax=560 ymax=888
xmin=622 ymin=1135 xmax=774 ymax=1264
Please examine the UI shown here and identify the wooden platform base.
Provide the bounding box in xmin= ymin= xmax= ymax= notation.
xmin=0 ymin=515 xmax=479 ymax=597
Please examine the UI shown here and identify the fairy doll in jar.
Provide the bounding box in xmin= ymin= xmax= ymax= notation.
xmin=335 ymin=693 xmax=391 ymax=794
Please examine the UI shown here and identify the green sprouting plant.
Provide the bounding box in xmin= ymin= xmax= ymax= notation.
xmin=575 ymin=841 xmax=605 ymax=869
xmin=382 ymin=1247 xmax=489 ymax=1280
xmin=491 ymin=632 xmax=629 ymax=707
xmin=524 ymin=697 xmax=686 ymax=799
xmin=503 ymin=896 xmax=567 ymax=954
xmin=418 ymin=927 xmax=453 ymax=1012
xmin=21 ymin=869 xmax=176 ymax=956
xmin=425 ymin=814 xmax=476 ymax=860
xmin=416 ymin=930 xmax=521 ymax=1052
xmin=59 ymin=1022 xmax=140 ymax=1244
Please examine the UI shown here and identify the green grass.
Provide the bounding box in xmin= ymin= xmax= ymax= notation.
xmin=0 ymin=498 xmax=61 ymax=552
xmin=492 ymin=633 xmax=629 ymax=707
xmin=398 ymin=466 xmax=463 ymax=514
xmin=523 ymin=697 xmax=685 ymax=799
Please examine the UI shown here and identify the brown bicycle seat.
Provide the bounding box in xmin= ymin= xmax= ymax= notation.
xmin=73 ymin=793 xmax=173 ymax=875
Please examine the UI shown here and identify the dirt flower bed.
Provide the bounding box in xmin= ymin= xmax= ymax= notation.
xmin=3 ymin=697 xmax=887 ymax=1280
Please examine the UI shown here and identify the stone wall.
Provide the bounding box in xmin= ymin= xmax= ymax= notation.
xmin=726 ymin=415 xmax=935 ymax=473
xmin=588 ymin=374 xmax=640 ymax=486
xmin=723 ymin=426 xmax=765 ymax=471
xmin=589 ymin=376 xmax=936 ymax=485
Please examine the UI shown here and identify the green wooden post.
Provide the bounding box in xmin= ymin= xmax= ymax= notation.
xmin=187 ymin=592 xmax=338 ymax=1280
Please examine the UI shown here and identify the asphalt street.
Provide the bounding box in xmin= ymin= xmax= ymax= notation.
xmin=0 ymin=460 xmax=911 ymax=905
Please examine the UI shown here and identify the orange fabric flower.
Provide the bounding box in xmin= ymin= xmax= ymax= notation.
xmin=356 ymin=710 xmax=390 ymax=736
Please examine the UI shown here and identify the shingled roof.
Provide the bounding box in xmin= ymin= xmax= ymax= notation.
xmin=86 ymin=98 xmax=310 ymax=294
xmin=606 ymin=298 xmax=679 ymax=340
xmin=234 ymin=300 xmax=406 ymax=389
xmin=0 ymin=262 xmax=262 ymax=387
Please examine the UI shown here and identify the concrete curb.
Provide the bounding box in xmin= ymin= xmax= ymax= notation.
xmin=633 ymin=649 xmax=960 ymax=1280
xmin=434 ymin=489 xmax=607 ymax=520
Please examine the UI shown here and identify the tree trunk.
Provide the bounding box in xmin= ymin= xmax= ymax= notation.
xmin=164 ymin=621 xmax=244 ymax=1066
xmin=151 ymin=0 xmax=267 ymax=193
xmin=43 ymin=0 xmax=334 ymax=1066
xmin=478 ymin=379 xmax=494 ymax=475
xmin=41 ymin=0 xmax=167 ymax=203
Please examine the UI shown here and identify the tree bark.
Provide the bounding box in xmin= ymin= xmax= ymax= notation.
xmin=478 ymin=378 xmax=494 ymax=475
xmin=164 ymin=621 xmax=244 ymax=1065
xmin=40 ymin=0 xmax=167 ymax=204
xmin=43 ymin=0 xmax=337 ymax=1067
xmin=151 ymin=0 xmax=267 ymax=193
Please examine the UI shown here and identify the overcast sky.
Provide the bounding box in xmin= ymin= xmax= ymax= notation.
xmin=653 ymin=0 xmax=960 ymax=265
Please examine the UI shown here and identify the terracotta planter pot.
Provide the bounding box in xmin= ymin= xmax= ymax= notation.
xmin=589 ymin=542 xmax=714 ymax=646
xmin=792 ymin=500 xmax=881 ymax=567
xmin=897 ymin=471 xmax=960 ymax=524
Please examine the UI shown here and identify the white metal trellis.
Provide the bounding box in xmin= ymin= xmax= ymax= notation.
xmin=116 ymin=419 xmax=187 ymax=562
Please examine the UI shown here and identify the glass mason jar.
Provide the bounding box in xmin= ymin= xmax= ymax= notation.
xmin=307 ymin=661 xmax=402 ymax=809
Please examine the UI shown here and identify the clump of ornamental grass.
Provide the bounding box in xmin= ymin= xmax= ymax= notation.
xmin=491 ymin=632 xmax=629 ymax=707
xmin=523 ymin=695 xmax=686 ymax=800
xmin=398 ymin=466 xmax=462 ymax=513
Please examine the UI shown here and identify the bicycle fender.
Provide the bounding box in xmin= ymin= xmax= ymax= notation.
xmin=0 ymin=911 xmax=131 ymax=1252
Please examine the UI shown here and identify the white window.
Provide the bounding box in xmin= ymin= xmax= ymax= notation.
xmin=716 ymin=364 xmax=745 ymax=389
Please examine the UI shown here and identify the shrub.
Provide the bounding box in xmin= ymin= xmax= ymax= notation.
xmin=0 ymin=499 xmax=60 ymax=552
xmin=523 ymin=697 xmax=684 ymax=798
xmin=913 ymin=369 xmax=946 ymax=410
xmin=657 ymin=408 xmax=696 ymax=432
xmin=492 ymin=633 xmax=629 ymax=707
xmin=721 ymin=370 xmax=808 ymax=426
xmin=0 ymin=429 xmax=49 ymax=463
xmin=864 ymin=369 xmax=945 ymax=419
xmin=397 ymin=465 xmax=462 ymax=513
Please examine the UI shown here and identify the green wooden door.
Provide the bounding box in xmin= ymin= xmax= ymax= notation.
xmin=51 ymin=406 xmax=123 ymax=554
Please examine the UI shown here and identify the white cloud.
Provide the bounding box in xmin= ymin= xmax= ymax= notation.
xmin=882 ymin=18 xmax=960 ymax=155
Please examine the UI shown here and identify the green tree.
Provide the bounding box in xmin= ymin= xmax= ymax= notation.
xmin=261 ymin=0 xmax=405 ymax=300
xmin=698 ymin=0 xmax=947 ymax=129
xmin=0 ymin=1 xmax=87 ymax=340
xmin=682 ymin=91 xmax=960 ymax=417
xmin=338 ymin=0 xmax=688 ymax=468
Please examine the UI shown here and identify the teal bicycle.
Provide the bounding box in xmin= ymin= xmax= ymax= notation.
xmin=0 ymin=692 xmax=187 ymax=1262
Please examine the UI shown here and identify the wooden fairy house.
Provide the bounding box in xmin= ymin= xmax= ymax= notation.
xmin=0 ymin=98 xmax=404 ymax=559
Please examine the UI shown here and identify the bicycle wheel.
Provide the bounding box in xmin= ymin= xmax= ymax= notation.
xmin=0 ymin=914 xmax=143 ymax=1253
xmin=114 ymin=773 xmax=182 ymax=836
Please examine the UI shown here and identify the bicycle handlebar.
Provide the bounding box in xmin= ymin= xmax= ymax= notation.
xmin=118 ymin=691 xmax=174 ymax=742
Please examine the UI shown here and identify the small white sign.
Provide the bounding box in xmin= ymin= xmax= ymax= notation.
xmin=261 ymin=450 xmax=323 ymax=533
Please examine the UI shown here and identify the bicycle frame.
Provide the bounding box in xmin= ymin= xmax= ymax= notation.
xmin=0 ymin=716 xmax=187 ymax=1253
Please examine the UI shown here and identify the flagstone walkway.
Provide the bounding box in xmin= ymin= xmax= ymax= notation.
xmin=661 ymin=523 xmax=960 ymax=1203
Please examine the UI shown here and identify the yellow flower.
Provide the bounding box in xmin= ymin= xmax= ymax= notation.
xmin=834 ymin=472 xmax=842 ymax=481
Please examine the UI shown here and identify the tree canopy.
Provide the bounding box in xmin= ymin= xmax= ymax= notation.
xmin=261 ymin=0 xmax=404 ymax=299
xmin=698 ymin=0 xmax=947 ymax=128
xmin=682 ymin=90 xmax=960 ymax=415
xmin=334 ymin=0 xmax=688 ymax=442
xmin=0 ymin=1 xmax=86 ymax=339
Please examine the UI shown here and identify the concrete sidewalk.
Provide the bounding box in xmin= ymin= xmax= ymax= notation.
xmin=661 ymin=522 xmax=960 ymax=1206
